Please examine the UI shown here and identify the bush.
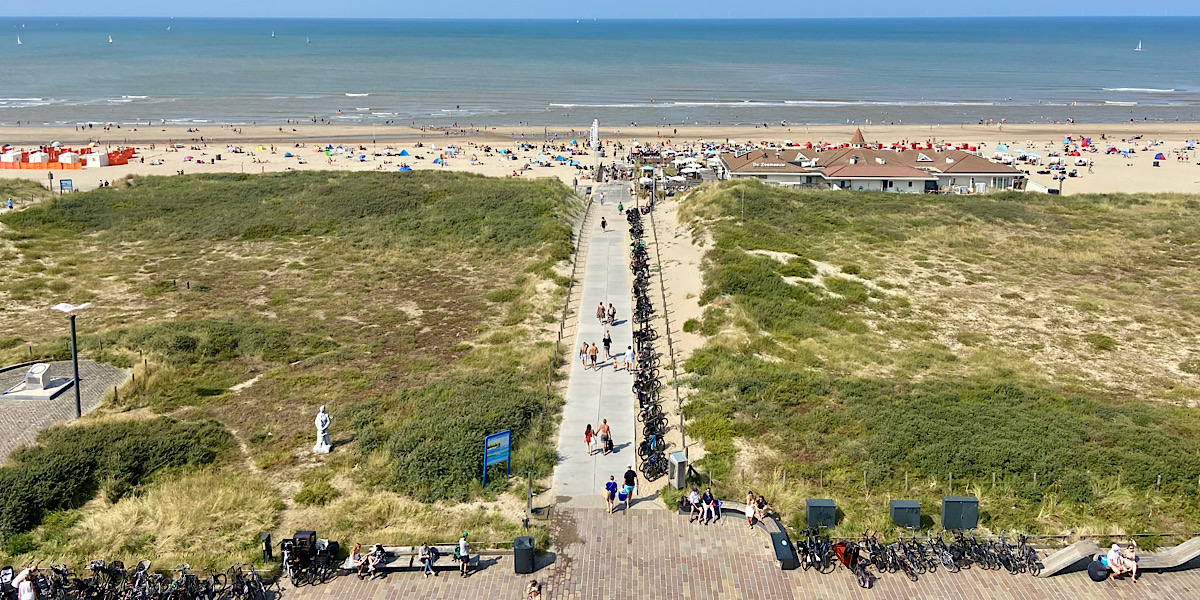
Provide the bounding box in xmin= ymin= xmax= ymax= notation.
xmin=485 ymin=288 xmax=522 ymax=303
xmin=295 ymin=481 xmax=342 ymax=506
xmin=1085 ymin=333 xmax=1118 ymax=351
xmin=355 ymin=374 xmax=543 ymax=502
xmin=0 ymin=418 xmax=232 ymax=540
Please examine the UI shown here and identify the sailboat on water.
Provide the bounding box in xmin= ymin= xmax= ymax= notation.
xmin=167 ymin=25 xmax=171 ymax=31
xmin=271 ymin=31 xmax=276 ymax=38
xmin=306 ymin=37 xmax=311 ymax=44
xmin=16 ymin=36 xmax=21 ymax=45
xmin=108 ymin=35 xmax=114 ymax=44
xmin=1135 ymin=41 xmax=1143 ymax=51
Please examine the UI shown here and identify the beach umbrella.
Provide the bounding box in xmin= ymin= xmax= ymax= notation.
xmin=569 ymin=161 xmax=580 ymax=166
xmin=433 ymin=157 xmax=442 ymax=164
xmin=1155 ymin=153 xmax=1166 ymax=160
xmin=398 ymin=150 xmax=409 ymax=156
xmin=255 ymin=145 xmax=267 ymax=151
xmin=996 ymin=144 xmax=1008 ymax=151
xmin=554 ymin=155 xmax=567 ymax=161
xmin=641 ymin=166 xmax=654 ymax=171
xmin=399 ymin=166 xmax=412 ymax=171
xmin=284 ymin=152 xmax=293 ymax=157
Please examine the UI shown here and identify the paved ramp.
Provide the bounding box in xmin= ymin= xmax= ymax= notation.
xmin=552 ymin=184 xmax=648 ymax=507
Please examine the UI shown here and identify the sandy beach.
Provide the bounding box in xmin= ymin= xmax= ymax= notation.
xmin=1 ymin=122 xmax=1198 ymax=195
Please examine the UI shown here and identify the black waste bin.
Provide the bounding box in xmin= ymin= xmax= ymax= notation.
xmin=514 ymin=536 xmax=535 ymax=574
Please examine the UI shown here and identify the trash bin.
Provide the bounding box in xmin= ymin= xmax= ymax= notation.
xmin=513 ymin=536 xmax=535 ymax=574
xmin=668 ymin=451 xmax=687 ymax=490
xmin=260 ymin=533 xmax=272 ymax=562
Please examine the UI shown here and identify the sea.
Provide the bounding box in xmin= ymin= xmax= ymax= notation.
xmin=2 ymin=17 xmax=1199 ymax=127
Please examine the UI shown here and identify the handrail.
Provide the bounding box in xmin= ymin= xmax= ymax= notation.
xmin=646 ymin=202 xmax=686 ymax=456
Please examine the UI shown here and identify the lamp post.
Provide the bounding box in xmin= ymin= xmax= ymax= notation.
xmin=51 ymin=302 xmax=91 ymax=419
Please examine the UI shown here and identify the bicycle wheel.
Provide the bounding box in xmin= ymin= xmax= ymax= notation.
xmin=820 ymin=551 xmax=837 ymax=575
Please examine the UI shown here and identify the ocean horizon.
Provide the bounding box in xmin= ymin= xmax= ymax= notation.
xmin=2 ymin=16 xmax=1198 ymax=127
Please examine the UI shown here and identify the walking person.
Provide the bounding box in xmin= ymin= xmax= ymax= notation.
xmin=601 ymin=217 xmax=607 ymax=231
xmin=602 ymin=329 xmax=612 ymax=359
xmin=598 ymin=419 xmax=612 ymax=454
xmin=622 ymin=465 xmax=639 ymax=512
xmin=746 ymin=491 xmax=757 ymax=528
xmin=585 ymin=424 xmax=595 ymax=455
xmin=607 ymin=303 xmax=616 ymax=325
xmin=596 ymin=302 xmax=606 ymax=324
xmin=580 ymin=342 xmax=588 ymax=366
xmin=604 ymin=475 xmax=618 ymax=514
xmin=588 ymin=343 xmax=599 ymax=369
xmin=623 ymin=345 xmax=636 ymax=373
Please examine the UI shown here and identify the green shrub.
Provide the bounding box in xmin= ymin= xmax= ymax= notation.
xmin=355 ymin=374 xmax=543 ymax=502
xmin=4 ymin=533 xmax=36 ymax=555
xmin=1085 ymin=333 xmax=1118 ymax=351
xmin=0 ymin=418 xmax=232 ymax=540
xmin=682 ymin=319 xmax=701 ymax=333
xmin=485 ymin=288 xmax=522 ymax=303
xmin=295 ymin=481 xmax=342 ymax=506
xmin=841 ymin=263 xmax=862 ymax=276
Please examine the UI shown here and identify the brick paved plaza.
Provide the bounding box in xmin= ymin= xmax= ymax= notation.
xmin=0 ymin=359 xmax=129 ymax=461
xmin=276 ymin=503 xmax=1200 ymax=600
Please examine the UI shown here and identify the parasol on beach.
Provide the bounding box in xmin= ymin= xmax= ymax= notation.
xmin=398 ymin=150 xmax=409 ymax=156
xmin=399 ymin=166 xmax=412 ymax=171
xmin=1155 ymin=153 xmax=1166 ymax=160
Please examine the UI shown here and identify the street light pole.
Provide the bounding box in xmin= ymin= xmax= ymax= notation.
xmin=69 ymin=314 xmax=81 ymax=419
xmin=51 ymin=302 xmax=90 ymax=419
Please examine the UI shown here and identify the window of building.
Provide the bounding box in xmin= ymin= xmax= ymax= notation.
xmin=908 ymin=181 xmax=913 ymax=187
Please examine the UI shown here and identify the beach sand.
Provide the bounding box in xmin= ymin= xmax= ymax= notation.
xmin=0 ymin=122 xmax=1198 ymax=195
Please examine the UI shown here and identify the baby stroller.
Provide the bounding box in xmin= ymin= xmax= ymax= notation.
xmin=833 ymin=541 xmax=872 ymax=589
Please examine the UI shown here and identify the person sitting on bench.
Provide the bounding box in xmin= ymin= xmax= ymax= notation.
xmin=343 ymin=543 xmax=364 ymax=572
xmin=1106 ymin=544 xmax=1132 ymax=579
xmin=1122 ymin=543 xmax=1139 ymax=581
xmin=362 ymin=543 xmax=386 ymax=580
xmin=754 ymin=494 xmax=769 ymax=523
xmin=688 ymin=488 xmax=703 ymax=523
xmin=419 ymin=543 xmax=437 ymax=578
xmin=700 ymin=488 xmax=718 ymax=525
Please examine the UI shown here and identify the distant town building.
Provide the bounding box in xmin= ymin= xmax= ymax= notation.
xmin=717 ymin=129 xmax=1026 ymax=193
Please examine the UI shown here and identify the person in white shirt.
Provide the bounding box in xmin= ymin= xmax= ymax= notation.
xmin=458 ymin=533 xmax=471 ymax=577
xmin=623 ymin=346 xmax=636 ymax=373
xmin=11 ymin=567 xmax=36 ymax=600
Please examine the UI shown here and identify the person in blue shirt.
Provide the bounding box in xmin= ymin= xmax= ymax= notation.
xmin=604 ymin=475 xmax=618 ymax=514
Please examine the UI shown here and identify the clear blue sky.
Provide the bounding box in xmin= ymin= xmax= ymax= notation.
xmin=3 ymin=0 xmax=1198 ymax=19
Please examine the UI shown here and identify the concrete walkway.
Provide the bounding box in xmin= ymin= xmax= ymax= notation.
xmin=552 ymin=183 xmax=648 ymax=508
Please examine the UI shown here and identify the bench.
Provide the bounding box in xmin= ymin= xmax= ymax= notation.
xmin=1037 ymin=536 xmax=1200 ymax=578
xmin=677 ymin=499 xmax=798 ymax=570
xmin=343 ymin=544 xmax=508 ymax=575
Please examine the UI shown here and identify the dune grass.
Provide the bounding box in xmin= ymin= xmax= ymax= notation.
xmin=0 ymin=171 xmax=579 ymax=566
xmin=677 ymin=180 xmax=1200 ymax=539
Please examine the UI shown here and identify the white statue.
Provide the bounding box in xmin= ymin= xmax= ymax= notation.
xmin=313 ymin=406 xmax=331 ymax=454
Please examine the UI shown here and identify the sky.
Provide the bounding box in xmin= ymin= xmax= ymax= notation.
xmin=2 ymin=0 xmax=1199 ymax=19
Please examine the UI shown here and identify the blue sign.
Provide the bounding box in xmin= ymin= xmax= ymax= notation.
xmin=59 ymin=179 xmax=73 ymax=193
xmin=482 ymin=429 xmax=512 ymax=485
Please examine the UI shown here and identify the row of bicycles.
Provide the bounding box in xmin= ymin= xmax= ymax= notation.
xmin=797 ymin=529 xmax=1042 ymax=589
xmin=0 ymin=533 xmax=341 ymax=600
xmin=0 ymin=560 xmax=272 ymax=600
xmin=627 ymin=204 xmax=670 ymax=482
